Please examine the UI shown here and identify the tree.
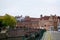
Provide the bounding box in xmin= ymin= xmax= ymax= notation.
xmin=0 ymin=14 xmax=16 ymax=31
xmin=0 ymin=18 xmax=7 ymax=31
xmin=4 ymin=14 xmax=16 ymax=28
xmin=0 ymin=16 xmax=4 ymax=27
xmin=0 ymin=19 xmax=3 ymax=32
xmin=0 ymin=19 xmax=7 ymax=27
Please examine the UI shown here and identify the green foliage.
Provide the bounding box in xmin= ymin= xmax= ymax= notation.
xmin=4 ymin=14 xmax=16 ymax=28
xmin=0 ymin=19 xmax=3 ymax=27
xmin=0 ymin=13 xmax=16 ymax=29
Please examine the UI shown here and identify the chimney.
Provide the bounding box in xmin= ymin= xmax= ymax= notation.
xmin=40 ymin=14 xmax=42 ymax=18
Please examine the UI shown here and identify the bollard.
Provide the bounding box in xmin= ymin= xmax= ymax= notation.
xmin=22 ymin=35 xmax=25 ymax=40
xmin=34 ymin=32 xmax=37 ymax=40
xmin=30 ymin=33 xmax=32 ymax=40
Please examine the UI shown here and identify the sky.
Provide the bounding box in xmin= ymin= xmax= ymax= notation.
xmin=0 ymin=0 xmax=60 ymax=17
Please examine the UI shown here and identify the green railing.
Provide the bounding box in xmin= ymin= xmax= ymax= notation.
xmin=0 ymin=29 xmax=46 ymax=40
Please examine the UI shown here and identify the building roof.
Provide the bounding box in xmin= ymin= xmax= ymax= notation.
xmin=40 ymin=16 xmax=50 ymax=20
xmin=15 ymin=16 xmax=22 ymax=18
xmin=30 ymin=18 xmax=40 ymax=21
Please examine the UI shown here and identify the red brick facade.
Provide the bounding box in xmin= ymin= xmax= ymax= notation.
xmin=15 ymin=15 xmax=60 ymax=29
xmin=16 ymin=16 xmax=40 ymax=28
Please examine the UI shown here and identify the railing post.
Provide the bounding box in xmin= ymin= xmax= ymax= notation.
xmin=22 ymin=35 xmax=25 ymax=40
xmin=34 ymin=32 xmax=37 ymax=40
xmin=30 ymin=33 xmax=32 ymax=40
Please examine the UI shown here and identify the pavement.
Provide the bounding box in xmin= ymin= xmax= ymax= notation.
xmin=41 ymin=31 xmax=60 ymax=40
xmin=50 ymin=31 xmax=60 ymax=40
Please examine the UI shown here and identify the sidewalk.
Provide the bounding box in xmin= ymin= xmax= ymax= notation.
xmin=41 ymin=31 xmax=60 ymax=40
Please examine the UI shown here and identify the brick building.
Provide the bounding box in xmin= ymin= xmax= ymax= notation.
xmin=40 ymin=15 xmax=60 ymax=31
xmin=15 ymin=15 xmax=60 ymax=30
xmin=15 ymin=16 xmax=40 ymax=28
